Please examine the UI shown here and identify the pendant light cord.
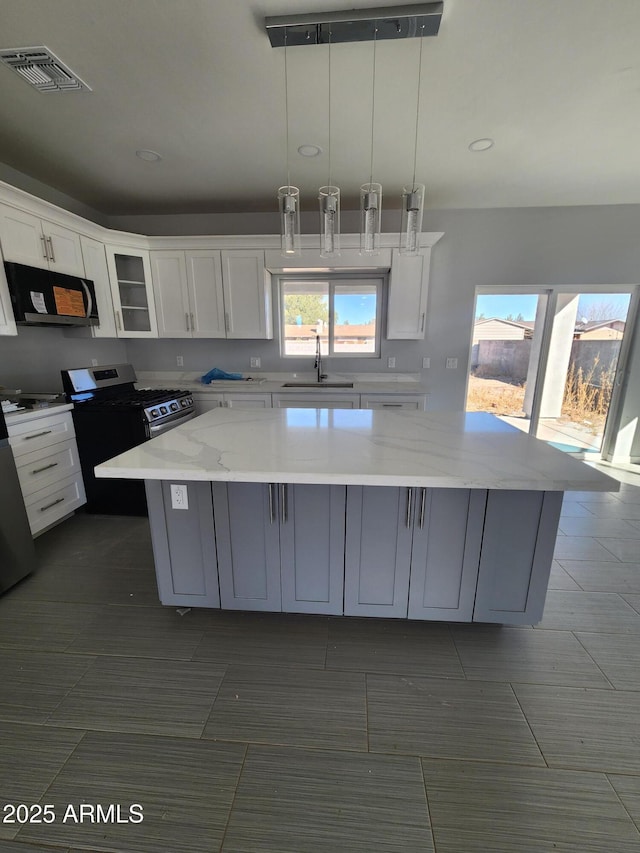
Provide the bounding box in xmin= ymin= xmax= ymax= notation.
xmin=411 ymin=25 xmax=425 ymax=191
xmin=284 ymin=29 xmax=291 ymax=190
xmin=368 ymin=24 xmax=378 ymax=187
xmin=327 ymin=31 xmax=332 ymax=188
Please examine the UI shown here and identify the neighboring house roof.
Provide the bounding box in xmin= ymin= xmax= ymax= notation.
xmin=474 ymin=317 xmax=531 ymax=330
xmin=574 ymin=319 xmax=626 ymax=333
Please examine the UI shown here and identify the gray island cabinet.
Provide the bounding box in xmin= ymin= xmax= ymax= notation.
xmin=95 ymin=408 xmax=618 ymax=624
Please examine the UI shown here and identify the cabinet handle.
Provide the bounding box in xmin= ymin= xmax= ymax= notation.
xmin=382 ymin=404 xmax=402 ymax=407
xmin=39 ymin=496 xmax=65 ymax=512
xmin=24 ymin=429 xmax=53 ymax=441
xmin=280 ymin=483 xmax=287 ymax=524
xmin=406 ymin=487 xmax=413 ymax=528
xmin=268 ymin=483 xmax=275 ymax=524
xmin=190 ymin=312 xmax=194 ymax=331
xmin=185 ymin=312 xmax=190 ymax=331
xmin=224 ymin=312 xmax=230 ymax=332
xmin=46 ymin=236 xmax=55 ymax=262
xmin=116 ymin=310 xmax=122 ymax=331
xmin=40 ymin=235 xmax=48 ymax=259
xmin=419 ymin=488 xmax=427 ymax=529
xmin=31 ymin=461 xmax=59 ymax=475
xmin=420 ymin=312 xmax=425 ymax=332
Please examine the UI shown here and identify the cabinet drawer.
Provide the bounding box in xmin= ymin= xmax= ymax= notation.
xmin=8 ymin=411 xmax=75 ymax=456
xmin=15 ymin=439 xmax=81 ymax=497
xmin=25 ymin=474 xmax=86 ymax=536
xmin=360 ymin=394 xmax=427 ymax=410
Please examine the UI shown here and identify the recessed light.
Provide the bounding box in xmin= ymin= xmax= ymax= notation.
xmin=297 ymin=144 xmax=322 ymax=157
xmin=468 ymin=138 xmax=494 ymax=152
xmin=135 ymin=149 xmax=162 ymax=162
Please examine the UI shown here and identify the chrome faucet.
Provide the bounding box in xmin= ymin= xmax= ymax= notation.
xmin=314 ymin=334 xmax=327 ymax=383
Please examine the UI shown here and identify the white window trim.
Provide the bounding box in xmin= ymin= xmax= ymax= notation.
xmin=277 ymin=272 xmax=384 ymax=359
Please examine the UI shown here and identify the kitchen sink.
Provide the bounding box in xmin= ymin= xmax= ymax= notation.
xmin=282 ymin=382 xmax=354 ymax=388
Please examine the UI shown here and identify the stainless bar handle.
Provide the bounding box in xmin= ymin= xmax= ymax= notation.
xmin=40 ymin=235 xmax=48 ymax=259
xmin=382 ymin=404 xmax=402 ymax=407
xmin=280 ymin=483 xmax=287 ymax=524
xmin=406 ymin=487 xmax=413 ymax=528
xmin=31 ymin=462 xmax=59 ymax=475
xmin=419 ymin=488 xmax=427 ymax=529
xmin=116 ymin=310 xmax=122 ymax=331
xmin=268 ymin=484 xmax=275 ymax=524
xmin=46 ymin=236 xmax=55 ymax=262
xmin=39 ymin=496 xmax=65 ymax=512
xmin=185 ymin=312 xmax=190 ymax=331
xmin=24 ymin=429 xmax=53 ymax=441
xmin=420 ymin=312 xmax=425 ymax=332
xmin=190 ymin=312 xmax=194 ymax=331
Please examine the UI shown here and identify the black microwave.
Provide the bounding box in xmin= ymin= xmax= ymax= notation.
xmin=4 ymin=262 xmax=99 ymax=327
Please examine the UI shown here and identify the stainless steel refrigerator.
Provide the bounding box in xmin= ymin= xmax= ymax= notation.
xmin=0 ymin=407 xmax=35 ymax=592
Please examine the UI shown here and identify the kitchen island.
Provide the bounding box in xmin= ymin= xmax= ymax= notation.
xmin=95 ymin=408 xmax=618 ymax=624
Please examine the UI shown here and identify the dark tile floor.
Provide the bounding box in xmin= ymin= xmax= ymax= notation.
xmin=1 ymin=468 xmax=640 ymax=852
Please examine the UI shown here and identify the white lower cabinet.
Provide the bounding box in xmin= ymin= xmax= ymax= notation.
xmin=191 ymin=393 xmax=271 ymax=415
xmin=345 ymin=486 xmax=486 ymax=620
xmin=213 ymin=482 xmax=345 ymax=613
xmin=192 ymin=394 xmax=224 ymax=416
xmin=360 ymin=394 xmax=427 ymax=410
xmin=8 ymin=409 xmax=86 ymax=536
xmin=272 ymin=393 xmax=361 ymax=409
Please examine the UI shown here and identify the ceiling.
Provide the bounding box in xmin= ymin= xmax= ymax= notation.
xmin=1 ymin=0 xmax=640 ymax=216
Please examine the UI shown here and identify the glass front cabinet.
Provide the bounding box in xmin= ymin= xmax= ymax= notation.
xmin=105 ymin=245 xmax=158 ymax=337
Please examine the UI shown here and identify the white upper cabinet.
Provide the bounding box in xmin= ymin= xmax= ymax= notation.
xmin=79 ymin=236 xmax=117 ymax=338
xmin=0 ymin=254 xmax=17 ymax=335
xmin=386 ymin=249 xmax=430 ymax=340
xmin=152 ymin=250 xmax=226 ymax=338
xmin=105 ymin=245 xmax=158 ymax=338
xmin=221 ymin=250 xmax=272 ymax=339
xmin=0 ymin=203 xmax=85 ymax=277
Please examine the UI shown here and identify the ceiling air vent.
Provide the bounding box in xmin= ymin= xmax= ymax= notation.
xmin=0 ymin=46 xmax=91 ymax=93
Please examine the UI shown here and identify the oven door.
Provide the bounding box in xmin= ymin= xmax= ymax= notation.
xmin=148 ymin=410 xmax=195 ymax=436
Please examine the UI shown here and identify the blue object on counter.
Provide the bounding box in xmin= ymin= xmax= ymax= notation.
xmin=201 ymin=367 xmax=244 ymax=384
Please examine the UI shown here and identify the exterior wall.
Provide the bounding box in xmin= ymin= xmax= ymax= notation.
xmin=473 ymin=339 xmax=532 ymax=380
xmin=473 ymin=320 xmax=526 ymax=343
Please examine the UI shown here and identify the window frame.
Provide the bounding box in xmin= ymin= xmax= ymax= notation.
xmin=277 ymin=273 xmax=384 ymax=359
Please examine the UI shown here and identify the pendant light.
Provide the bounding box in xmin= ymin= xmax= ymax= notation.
xmin=278 ymin=29 xmax=301 ymax=256
xmin=400 ymin=23 xmax=426 ymax=256
xmin=319 ymin=30 xmax=340 ymax=256
xmin=360 ymin=22 xmax=382 ymax=255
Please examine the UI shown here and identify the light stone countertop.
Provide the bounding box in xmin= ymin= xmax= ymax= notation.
xmin=94 ymin=408 xmax=619 ymax=492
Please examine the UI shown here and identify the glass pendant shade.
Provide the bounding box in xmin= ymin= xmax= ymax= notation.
xmin=360 ymin=182 xmax=382 ymax=255
xmin=278 ymin=186 xmax=301 ymax=256
xmin=318 ymin=186 xmax=340 ymax=257
xmin=399 ymin=184 xmax=425 ymax=255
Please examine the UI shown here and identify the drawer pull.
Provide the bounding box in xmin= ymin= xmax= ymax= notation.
xmin=39 ymin=496 xmax=65 ymax=512
xmin=382 ymin=403 xmax=402 ymax=407
xmin=24 ymin=429 xmax=53 ymax=441
xmin=31 ymin=462 xmax=59 ymax=475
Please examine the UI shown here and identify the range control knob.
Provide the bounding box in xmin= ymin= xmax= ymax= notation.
xmin=170 ymin=402 xmax=179 ymax=412
xmin=159 ymin=406 xmax=168 ymax=415
xmin=150 ymin=408 xmax=159 ymax=418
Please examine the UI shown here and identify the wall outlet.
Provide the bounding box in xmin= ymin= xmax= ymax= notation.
xmin=446 ymin=357 xmax=458 ymax=369
xmin=170 ymin=484 xmax=189 ymax=510
xmin=422 ymin=357 xmax=430 ymax=369
xmin=176 ymin=355 xmax=184 ymax=367
xmin=250 ymin=357 xmax=261 ymax=369
xmin=387 ymin=356 xmax=396 ymax=368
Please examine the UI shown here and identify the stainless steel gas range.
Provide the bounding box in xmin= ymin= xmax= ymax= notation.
xmin=61 ymin=363 xmax=195 ymax=515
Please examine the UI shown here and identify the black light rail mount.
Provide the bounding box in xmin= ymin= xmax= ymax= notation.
xmin=265 ymin=3 xmax=443 ymax=48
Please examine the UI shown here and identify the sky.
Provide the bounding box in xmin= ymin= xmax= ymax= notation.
xmin=476 ymin=293 xmax=631 ymax=322
xmin=335 ymin=293 xmax=376 ymax=324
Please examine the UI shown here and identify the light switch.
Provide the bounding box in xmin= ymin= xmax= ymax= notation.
xmin=422 ymin=357 xmax=430 ymax=368
xmin=387 ymin=357 xmax=396 ymax=368
xmin=250 ymin=357 xmax=261 ymax=368
xmin=170 ymin=484 xmax=189 ymax=510
xmin=176 ymin=355 xmax=184 ymax=367
xmin=446 ymin=358 xmax=458 ymax=369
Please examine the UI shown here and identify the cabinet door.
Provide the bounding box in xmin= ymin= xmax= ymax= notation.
xmin=221 ymin=250 xmax=272 ymax=339
xmin=80 ymin=236 xmax=117 ymax=337
xmin=145 ymin=481 xmax=220 ymax=607
xmin=185 ymin=251 xmax=226 ymax=338
xmin=344 ymin=486 xmax=413 ymax=617
xmin=408 ymin=489 xmax=486 ymax=621
xmin=360 ymin=394 xmax=427 ymax=410
xmin=223 ymin=393 xmax=272 ymax=409
xmin=105 ymin=246 xmax=158 ymax=337
xmin=0 ymin=256 xmax=17 ymax=335
xmin=151 ymin=251 xmax=191 ymax=338
xmin=272 ymin=393 xmax=361 ymax=409
xmin=41 ymin=221 xmax=85 ymax=276
xmin=474 ymin=490 xmax=563 ymax=625
xmin=386 ymin=249 xmax=429 ymax=340
xmin=213 ymin=482 xmax=282 ymax=611
xmin=0 ymin=204 xmax=49 ymax=269
xmin=191 ymin=394 xmax=224 ymax=416
xmin=280 ymin=484 xmax=345 ymax=615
